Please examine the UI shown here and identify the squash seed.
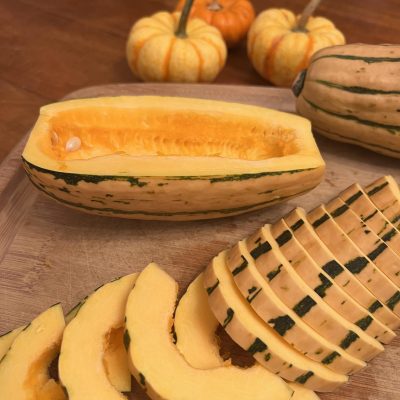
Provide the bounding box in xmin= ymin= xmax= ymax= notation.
xmin=66 ymin=137 xmax=81 ymax=152
xmin=51 ymin=131 xmax=59 ymax=146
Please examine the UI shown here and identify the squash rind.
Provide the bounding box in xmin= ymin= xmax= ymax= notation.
xmin=23 ymin=160 xmax=324 ymax=221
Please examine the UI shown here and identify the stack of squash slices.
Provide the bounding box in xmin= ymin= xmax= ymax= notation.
xmin=1 ymin=174 xmax=399 ymax=400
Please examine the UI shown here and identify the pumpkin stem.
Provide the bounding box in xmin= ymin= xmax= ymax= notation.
xmin=296 ymin=0 xmax=322 ymax=32
xmin=208 ymin=0 xmax=223 ymax=11
xmin=176 ymin=0 xmax=195 ymax=38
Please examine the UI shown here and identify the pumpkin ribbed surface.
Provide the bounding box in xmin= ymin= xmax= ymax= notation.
xmin=126 ymin=11 xmax=227 ymax=83
xmin=247 ymin=8 xmax=345 ymax=87
xmin=175 ymin=0 xmax=255 ymax=47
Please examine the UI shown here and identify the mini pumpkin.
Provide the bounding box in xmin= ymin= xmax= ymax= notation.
xmin=247 ymin=0 xmax=345 ymax=87
xmin=126 ymin=0 xmax=227 ymax=83
xmin=175 ymin=0 xmax=255 ymax=48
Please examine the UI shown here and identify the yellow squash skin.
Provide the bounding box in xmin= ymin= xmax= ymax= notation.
xmin=294 ymin=44 xmax=400 ymax=159
xmin=126 ymin=10 xmax=227 ymax=83
xmin=22 ymin=96 xmax=325 ymax=221
xmin=247 ymin=7 xmax=345 ymax=87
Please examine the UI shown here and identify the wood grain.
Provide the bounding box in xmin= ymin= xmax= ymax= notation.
xmin=0 ymin=83 xmax=399 ymax=399
xmin=1 ymin=0 xmax=400 ymax=162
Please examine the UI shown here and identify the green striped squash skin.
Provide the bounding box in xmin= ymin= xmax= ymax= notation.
xmin=22 ymin=159 xmax=324 ymax=221
xmin=294 ymin=44 xmax=400 ymax=159
xmin=366 ymin=177 xmax=400 ymax=231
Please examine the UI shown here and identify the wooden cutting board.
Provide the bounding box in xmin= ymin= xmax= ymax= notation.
xmin=0 ymin=83 xmax=399 ymax=400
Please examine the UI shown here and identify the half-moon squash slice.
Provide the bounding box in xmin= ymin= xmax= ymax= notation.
xmin=0 ymin=304 xmax=66 ymax=400
xmin=124 ymin=263 xmax=293 ymax=400
xmin=59 ymin=273 xmax=138 ymax=400
xmin=175 ymin=273 xmax=320 ymax=400
xmin=64 ymin=296 xmax=132 ymax=393
xmin=0 ymin=326 xmax=24 ymax=361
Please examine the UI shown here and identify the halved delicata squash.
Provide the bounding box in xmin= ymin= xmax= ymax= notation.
xmin=175 ymin=273 xmax=320 ymax=400
xmin=124 ymin=263 xmax=294 ymax=400
xmin=0 ymin=304 xmax=66 ymax=400
xmin=22 ymin=96 xmax=325 ymax=221
xmin=59 ymin=273 xmax=138 ymax=400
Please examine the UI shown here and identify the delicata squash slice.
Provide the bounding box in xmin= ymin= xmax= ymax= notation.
xmin=59 ymin=273 xmax=138 ymax=400
xmin=0 ymin=304 xmax=66 ymax=400
xmin=174 ymin=273 xmax=320 ymax=400
xmin=204 ymin=251 xmax=348 ymax=392
xmin=22 ymin=96 xmax=325 ymax=221
xmin=124 ymin=263 xmax=294 ymax=400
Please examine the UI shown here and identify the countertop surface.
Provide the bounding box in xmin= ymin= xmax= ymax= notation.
xmin=1 ymin=0 xmax=399 ymax=161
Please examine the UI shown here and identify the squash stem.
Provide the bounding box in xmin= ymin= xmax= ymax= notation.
xmin=208 ymin=0 xmax=223 ymax=11
xmin=176 ymin=0 xmax=195 ymax=38
xmin=296 ymin=0 xmax=322 ymax=32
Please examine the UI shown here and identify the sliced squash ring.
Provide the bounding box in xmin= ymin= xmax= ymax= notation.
xmin=284 ymin=207 xmax=397 ymax=340
xmin=366 ymin=176 xmax=400 ymax=231
xmin=269 ymin=219 xmax=384 ymax=361
xmin=325 ymin=196 xmax=400 ymax=288
xmin=226 ymin=240 xmax=367 ymax=372
xmin=307 ymin=205 xmax=400 ymax=328
xmin=339 ymin=183 xmax=400 ymax=259
xmin=204 ymin=251 xmax=348 ymax=392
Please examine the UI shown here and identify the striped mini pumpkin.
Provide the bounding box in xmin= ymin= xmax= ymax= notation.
xmin=247 ymin=6 xmax=345 ymax=87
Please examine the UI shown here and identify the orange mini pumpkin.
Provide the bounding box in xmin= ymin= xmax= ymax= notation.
xmin=176 ymin=0 xmax=255 ymax=47
xmin=248 ymin=0 xmax=345 ymax=87
xmin=127 ymin=0 xmax=227 ymax=83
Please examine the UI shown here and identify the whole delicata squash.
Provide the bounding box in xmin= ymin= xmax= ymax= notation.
xmin=294 ymin=44 xmax=400 ymax=159
xmin=22 ymin=96 xmax=325 ymax=221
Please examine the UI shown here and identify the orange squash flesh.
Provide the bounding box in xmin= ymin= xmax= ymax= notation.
xmin=45 ymin=107 xmax=299 ymax=162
